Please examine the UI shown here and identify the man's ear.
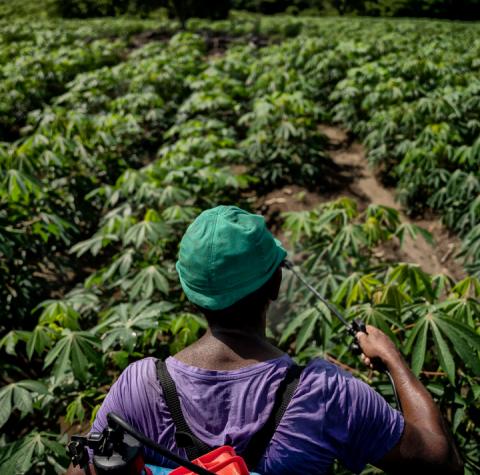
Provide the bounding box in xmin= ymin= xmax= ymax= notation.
xmin=269 ymin=267 xmax=283 ymax=301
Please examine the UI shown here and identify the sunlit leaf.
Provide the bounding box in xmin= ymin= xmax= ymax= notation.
xmin=430 ymin=320 xmax=456 ymax=385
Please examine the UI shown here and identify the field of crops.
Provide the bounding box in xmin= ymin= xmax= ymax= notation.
xmin=1 ymin=13 xmax=480 ymax=474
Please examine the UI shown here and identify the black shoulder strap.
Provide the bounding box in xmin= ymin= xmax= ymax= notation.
xmin=156 ymin=359 xmax=304 ymax=468
xmin=241 ymin=364 xmax=304 ymax=470
xmin=156 ymin=360 xmax=213 ymax=460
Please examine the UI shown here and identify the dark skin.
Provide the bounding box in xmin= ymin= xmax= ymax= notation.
xmin=66 ymin=268 xmax=463 ymax=475
xmin=357 ymin=327 xmax=464 ymax=474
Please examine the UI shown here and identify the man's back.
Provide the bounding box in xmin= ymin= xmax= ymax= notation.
xmin=90 ymin=355 xmax=403 ymax=474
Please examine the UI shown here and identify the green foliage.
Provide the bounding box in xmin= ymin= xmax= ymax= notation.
xmin=0 ymin=38 xmax=123 ymax=139
xmin=233 ymin=0 xmax=480 ymax=20
xmin=323 ymin=20 xmax=480 ymax=271
xmin=0 ymin=431 xmax=68 ymax=474
xmin=232 ymin=0 xmax=331 ymax=15
xmin=1 ymin=13 xmax=480 ymax=475
xmin=240 ymin=92 xmax=329 ymax=188
xmin=0 ymin=380 xmax=48 ymax=429
xmin=363 ymin=0 xmax=480 ymax=20
xmin=162 ymin=0 xmax=230 ymax=25
xmin=0 ymin=0 xmax=57 ymax=19
xmin=1 ymin=32 xmax=205 ymax=326
xmin=55 ymin=0 xmax=163 ymax=18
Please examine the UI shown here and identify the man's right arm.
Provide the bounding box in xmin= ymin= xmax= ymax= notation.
xmin=356 ymin=325 xmax=463 ymax=475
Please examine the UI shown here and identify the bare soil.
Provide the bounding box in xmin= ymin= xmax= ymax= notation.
xmin=254 ymin=124 xmax=465 ymax=280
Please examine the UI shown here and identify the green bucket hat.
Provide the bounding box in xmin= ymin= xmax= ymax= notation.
xmin=176 ymin=205 xmax=287 ymax=311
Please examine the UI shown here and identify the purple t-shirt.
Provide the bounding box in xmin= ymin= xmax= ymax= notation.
xmin=91 ymin=355 xmax=403 ymax=474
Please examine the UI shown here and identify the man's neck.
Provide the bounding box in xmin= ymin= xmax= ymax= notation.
xmin=173 ymin=323 xmax=284 ymax=370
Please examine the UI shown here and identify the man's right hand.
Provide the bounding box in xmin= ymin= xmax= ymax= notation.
xmin=355 ymin=325 xmax=402 ymax=368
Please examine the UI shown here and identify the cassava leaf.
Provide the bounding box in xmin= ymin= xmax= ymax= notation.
xmin=411 ymin=321 xmax=428 ymax=376
xmin=430 ymin=320 xmax=456 ymax=385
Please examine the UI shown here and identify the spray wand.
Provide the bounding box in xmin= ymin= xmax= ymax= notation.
xmin=282 ymin=259 xmax=402 ymax=413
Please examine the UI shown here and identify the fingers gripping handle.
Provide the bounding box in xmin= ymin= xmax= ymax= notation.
xmin=351 ymin=319 xmax=367 ymax=334
xmin=350 ymin=319 xmax=367 ymax=355
xmin=351 ymin=323 xmax=387 ymax=373
xmin=350 ymin=321 xmax=385 ymax=370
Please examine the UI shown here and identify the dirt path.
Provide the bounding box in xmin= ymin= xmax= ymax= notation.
xmin=256 ymin=125 xmax=465 ymax=280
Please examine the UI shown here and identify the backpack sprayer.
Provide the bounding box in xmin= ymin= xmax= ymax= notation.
xmin=282 ymin=259 xmax=402 ymax=413
xmin=67 ymin=412 xmax=249 ymax=475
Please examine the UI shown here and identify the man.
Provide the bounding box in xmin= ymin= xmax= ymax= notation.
xmin=67 ymin=205 xmax=463 ymax=474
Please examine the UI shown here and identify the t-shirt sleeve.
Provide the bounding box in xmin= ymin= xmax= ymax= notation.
xmin=90 ymin=358 xmax=157 ymax=434
xmin=88 ymin=357 xmax=179 ymax=466
xmin=322 ymin=363 xmax=404 ymax=473
xmin=90 ymin=364 xmax=134 ymax=435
